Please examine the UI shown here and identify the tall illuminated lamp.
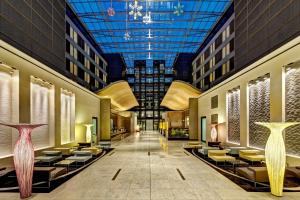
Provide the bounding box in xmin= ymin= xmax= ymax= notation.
xmin=0 ymin=122 xmax=46 ymax=199
xmin=255 ymin=122 xmax=299 ymax=197
xmin=84 ymin=124 xmax=94 ymax=144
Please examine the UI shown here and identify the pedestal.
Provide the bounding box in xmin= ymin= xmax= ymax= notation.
xmin=0 ymin=122 xmax=46 ymax=199
xmin=255 ymin=122 xmax=300 ymax=197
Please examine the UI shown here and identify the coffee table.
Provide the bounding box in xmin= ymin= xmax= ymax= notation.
xmin=228 ymin=159 xmax=249 ymax=173
xmin=54 ymin=160 xmax=76 ymax=172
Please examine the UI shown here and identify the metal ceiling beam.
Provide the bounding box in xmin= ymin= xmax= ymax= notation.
xmin=77 ymin=11 xmax=223 ymax=16
xmin=70 ymin=0 xmax=228 ymax=3
xmin=91 ymin=28 xmax=209 ymax=33
xmin=99 ymin=41 xmax=201 ymax=45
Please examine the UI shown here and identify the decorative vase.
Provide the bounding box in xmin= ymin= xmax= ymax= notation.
xmin=84 ymin=124 xmax=93 ymax=144
xmin=255 ymin=122 xmax=300 ymax=197
xmin=0 ymin=122 xmax=46 ymax=199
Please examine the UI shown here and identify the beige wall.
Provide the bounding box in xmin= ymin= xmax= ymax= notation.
xmin=0 ymin=40 xmax=101 ymax=165
xmin=196 ymin=36 xmax=300 ymax=166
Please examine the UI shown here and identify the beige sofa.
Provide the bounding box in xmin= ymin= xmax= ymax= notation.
xmin=239 ymin=150 xmax=265 ymax=164
xmin=208 ymin=150 xmax=235 ymax=164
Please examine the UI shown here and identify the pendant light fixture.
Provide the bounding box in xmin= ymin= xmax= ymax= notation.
xmin=174 ymin=0 xmax=184 ymax=16
xmin=107 ymin=0 xmax=115 ymax=16
xmin=129 ymin=0 xmax=143 ymax=20
xmin=124 ymin=0 xmax=131 ymax=40
xmin=143 ymin=0 xmax=152 ymax=24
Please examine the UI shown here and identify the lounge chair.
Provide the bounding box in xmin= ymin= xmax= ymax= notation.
xmin=236 ymin=167 xmax=269 ymax=187
xmin=239 ymin=150 xmax=265 ymax=164
xmin=33 ymin=167 xmax=67 ymax=188
xmin=35 ymin=151 xmax=63 ymax=166
xmin=228 ymin=146 xmax=248 ymax=156
xmin=198 ymin=146 xmax=219 ymax=157
xmin=53 ymin=147 xmax=75 ymax=156
xmin=208 ymin=149 xmax=235 ymax=165
xmin=81 ymin=147 xmax=102 ymax=156
xmin=66 ymin=151 xmax=92 ymax=165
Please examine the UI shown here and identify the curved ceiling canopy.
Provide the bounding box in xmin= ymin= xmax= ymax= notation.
xmin=97 ymin=81 xmax=138 ymax=112
xmin=161 ymin=81 xmax=201 ymax=111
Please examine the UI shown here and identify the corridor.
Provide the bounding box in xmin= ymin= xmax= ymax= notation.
xmin=1 ymin=131 xmax=299 ymax=200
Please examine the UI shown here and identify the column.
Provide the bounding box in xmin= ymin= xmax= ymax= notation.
xmin=100 ymin=98 xmax=111 ymax=141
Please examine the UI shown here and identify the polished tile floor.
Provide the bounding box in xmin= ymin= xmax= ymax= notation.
xmin=1 ymin=131 xmax=300 ymax=200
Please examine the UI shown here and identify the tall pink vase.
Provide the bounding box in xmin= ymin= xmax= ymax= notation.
xmin=0 ymin=123 xmax=46 ymax=199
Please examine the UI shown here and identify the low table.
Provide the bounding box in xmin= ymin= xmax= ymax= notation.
xmin=228 ymin=159 xmax=249 ymax=173
xmin=54 ymin=160 xmax=76 ymax=172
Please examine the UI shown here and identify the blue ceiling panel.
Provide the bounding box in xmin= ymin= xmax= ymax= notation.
xmin=68 ymin=0 xmax=231 ymax=67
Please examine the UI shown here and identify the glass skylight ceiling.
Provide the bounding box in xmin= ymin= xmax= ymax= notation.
xmin=68 ymin=0 xmax=231 ymax=68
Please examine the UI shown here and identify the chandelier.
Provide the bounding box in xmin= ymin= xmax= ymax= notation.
xmin=143 ymin=0 xmax=152 ymax=24
xmin=129 ymin=0 xmax=143 ymax=20
xmin=174 ymin=0 xmax=184 ymax=16
xmin=124 ymin=0 xmax=131 ymax=40
xmin=107 ymin=0 xmax=115 ymax=16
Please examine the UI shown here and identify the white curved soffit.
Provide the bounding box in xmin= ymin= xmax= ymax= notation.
xmin=160 ymin=80 xmax=201 ymax=111
xmin=96 ymin=81 xmax=139 ymax=112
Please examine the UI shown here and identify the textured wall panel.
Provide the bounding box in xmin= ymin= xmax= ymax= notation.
xmin=285 ymin=66 xmax=300 ymax=156
xmin=227 ymin=88 xmax=240 ymax=144
xmin=30 ymin=82 xmax=51 ymax=149
xmin=61 ymin=89 xmax=75 ymax=144
xmin=0 ymin=72 xmax=13 ymax=157
xmin=249 ymin=77 xmax=270 ymax=148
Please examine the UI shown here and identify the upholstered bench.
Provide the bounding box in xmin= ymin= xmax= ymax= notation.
xmin=208 ymin=150 xmax=235 ymax=165
xmin=33 ymin=167 xmax=67 ymax=188
xmin=236 ymin=167 xmax=269 ymax=187
xmin=239 ymin=150 xmax=265 ymax=164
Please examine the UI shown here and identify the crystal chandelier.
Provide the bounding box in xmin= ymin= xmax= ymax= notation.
xmin=107 ymin=0 xmax=115 ymax=16
xmin=124 ymin=0 xmax=131 ymax=40
xmin=129 ymin=0 xmax=143 ymax=20
xmin=174 ymin=0 xmax=184 ymax=16
xmin=143 ymin=0 xmax=152 ymax=24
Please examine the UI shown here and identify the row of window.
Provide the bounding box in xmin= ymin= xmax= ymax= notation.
xmin=195 ymin=20 xmax=234 ymax=68
xmin=196 ymin=57 xmax=234 ymax=89
xmin=66 ymin=58 xmax=105 ymax=88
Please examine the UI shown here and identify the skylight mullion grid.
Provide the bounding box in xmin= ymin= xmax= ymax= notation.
xmin=68 ymin=0 xmax=230 ymax=67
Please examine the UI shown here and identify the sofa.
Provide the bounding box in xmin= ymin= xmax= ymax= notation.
xmin=228 ymin=147 xmax=248 ymax=156
xmin=54 ymin=147 xmax=75 ymax=156
xmin=81 ymin=147 xmax=102 ymax=156
xmin=35 ymin=151 xmax=63 ymax=166
xmin=66 ymin=151 xmax=93 ymax=165
xmin=239 ymin=150 xmax=265 ymax=164
xmin=198 ymin=146 xmax=219 ymax=157
xmin=236 ymin=167 xmax=269 ymax=187
xmin=208 ymin=149 xmax=236 ymax=164
xmin=33 ymin=167 xmax=67 ymax=188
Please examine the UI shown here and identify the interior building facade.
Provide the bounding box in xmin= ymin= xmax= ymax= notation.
xmin=0 ymin=0 xmax=300 ymax=199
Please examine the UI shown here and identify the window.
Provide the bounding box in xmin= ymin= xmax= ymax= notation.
xmin=90 ymin=62 xmax=95 ymax=73
xmin=66 ymin=40 xmax=70 ymax=53
xmin=215 ymin=34 xmax=222 ymax=49
xmin=230 ymin=20 xmax=234 ymax=34
xmin=99 ymin=70 xmax=103 ymax=79
xmin=229 ymin=57 xmax=234 ymax=71
xmin=84 ymin=43 xmax=89 ymax=54
xmin=66 ymin=22 xmax=70 ymax=36
xmin=90 ymin=49 xmax=95 ymax=60
xmin=77 ymin=67 xmax=84 ymax=80
xmin=99 ymin=58 xmax=103 ymax=68
xmin=77 ymin=35 xmax=84 ymax=49
xmin=66 ymin=58 xmax=71 ymax=71
xmin=204 ymin=48 xmax=210 ymax=60
xmin=230 ymin=39 xmax=234 ymax=52
xmin=204 ymin=62 xmax=210 ymax=73
xmin=85 ymin=58 xmax=90 ymax=69
xmin=215 ymin=66 xmax=222 ymax=80
xmin=215 ymin=51 xmax=222 ymax=64
xmin=222 ymin=43 xmax=230 ymax=58
xmin=204 ymin=76 xmax=210 ymax=86
xmin=84 ymin=72 xmax=90 ymax=83
xmin=77 ymin=51 xmax=84 ymax=65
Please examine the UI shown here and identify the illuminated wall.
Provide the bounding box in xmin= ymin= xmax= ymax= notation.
xmin=30 ymin=77 xmax=55 ymax=149
xmin=248 ymin=75 xmax=270 ymax=149
xmin=285 ymin=64 xmax=300 ymax=156
xmin=227 ymin=87 xmax=240 ymax=144
xmin=60 ymin=89 xmax=75 ymax=145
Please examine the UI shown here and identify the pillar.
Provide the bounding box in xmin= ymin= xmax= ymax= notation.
xmin=189 ymin=98 xmax=199 ymax=140
xmin=100 ymin=98 xmax=111 ymax=141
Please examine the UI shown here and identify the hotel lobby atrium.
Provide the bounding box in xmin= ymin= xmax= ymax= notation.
xmin=1 ymin=0 xmax=300 ymax=199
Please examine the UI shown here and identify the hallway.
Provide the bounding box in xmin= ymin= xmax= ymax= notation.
xmin=1 ymin=131 xmax=299 ymax=200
